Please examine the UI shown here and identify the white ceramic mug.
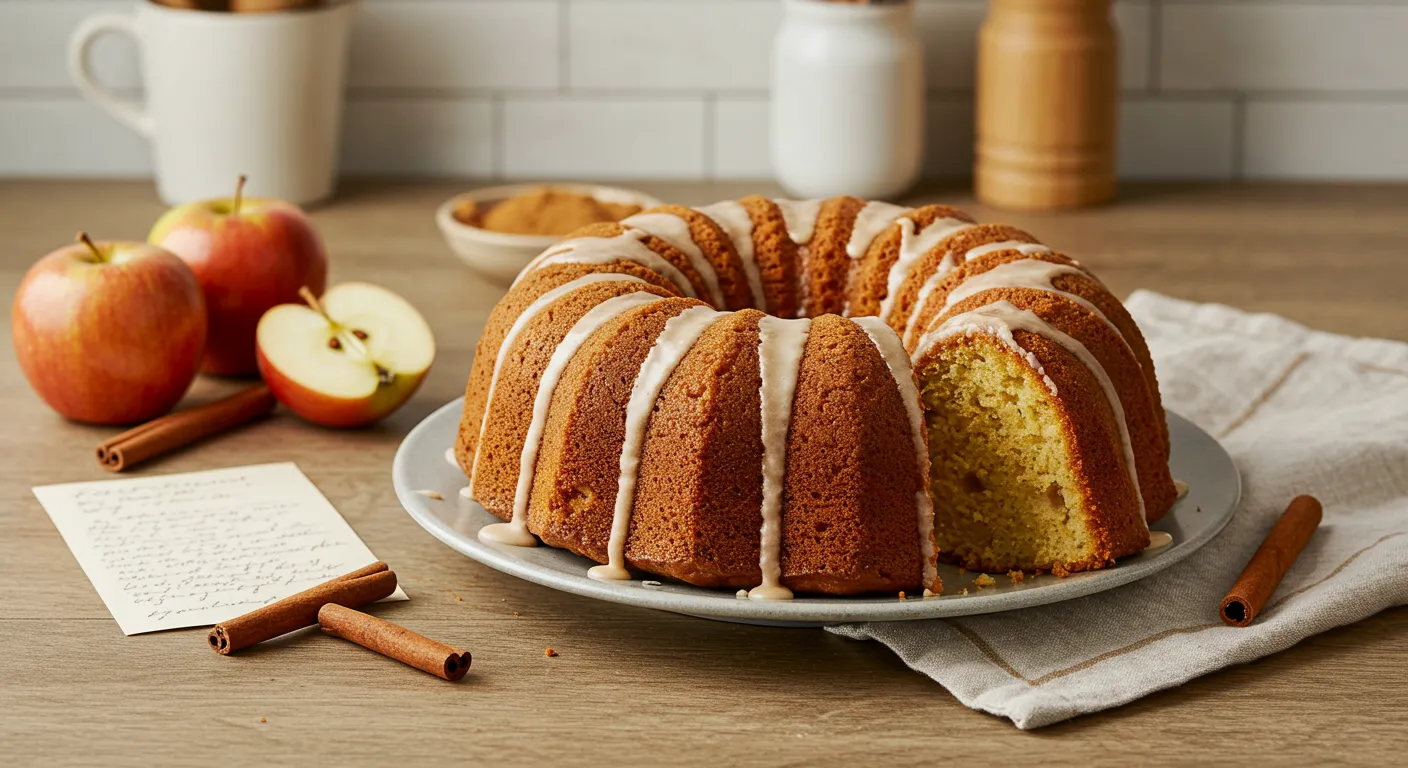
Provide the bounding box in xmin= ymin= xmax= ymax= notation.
xmin=68 ymin=1 xmax=357 ymax=206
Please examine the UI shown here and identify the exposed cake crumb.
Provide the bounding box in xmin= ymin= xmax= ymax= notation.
xmin=544 ymin=648 xmax=559 ymax=657
xmin=259 ymin=717 xmax=267 ymax=724
xmin=1007 ymin=570 xmax=1025 ymax=584
xmin=513 ymin=611 xmax=520 ymax=616
xmin=974 ymin=574 xmax=996 ymax=588
xmin=454 ymin=187 xmax=643 ymax=236
xmin=1052 ymin=562 xmax=1071 ymax=578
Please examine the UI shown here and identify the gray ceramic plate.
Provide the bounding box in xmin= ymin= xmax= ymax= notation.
xmin=394 ymin=399 xmax=1240 ymax=626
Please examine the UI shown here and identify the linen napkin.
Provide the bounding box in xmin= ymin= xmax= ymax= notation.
xmin=829 ymin=291 xmax=1408 ymax=729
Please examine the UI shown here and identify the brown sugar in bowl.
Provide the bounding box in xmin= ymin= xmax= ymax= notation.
xmin=436 ymin=184 xmax=664 ymax=287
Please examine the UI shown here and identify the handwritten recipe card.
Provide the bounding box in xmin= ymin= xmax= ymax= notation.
xmin=34 ymin=462 xmax=406 ymax=635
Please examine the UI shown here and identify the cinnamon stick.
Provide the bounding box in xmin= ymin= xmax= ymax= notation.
xmin=1220 ymin=495 xmax=1323 ymax=627
xmin=208 ymin=561 xmax=397 ymax=655
xmin=96 ymin=384 xmax=277 ymax=472
xmin=319 ymin=604 xmax=471 ymax=681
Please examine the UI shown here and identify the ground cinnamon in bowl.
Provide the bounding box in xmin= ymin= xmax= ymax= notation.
xmin=453 ymin=187 xmax=643 ymax=236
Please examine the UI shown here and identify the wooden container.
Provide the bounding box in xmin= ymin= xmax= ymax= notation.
xmin=974 ymin=0 xmax=1118 ymax=211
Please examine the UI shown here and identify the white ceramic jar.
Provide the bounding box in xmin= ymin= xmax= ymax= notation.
xmin=771 ymin=0 xmax=925 ymax=200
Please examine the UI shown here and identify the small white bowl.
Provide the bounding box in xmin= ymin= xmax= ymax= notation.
xmin=435 ymin=183 xmax=664 ymax=286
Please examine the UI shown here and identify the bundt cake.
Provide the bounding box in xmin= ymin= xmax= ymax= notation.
xmin=453 ymin=196 xmax=1175 ymax=597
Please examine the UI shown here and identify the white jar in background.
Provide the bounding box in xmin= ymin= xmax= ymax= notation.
xmin=771 ymin=0 xmax=925 ymax=200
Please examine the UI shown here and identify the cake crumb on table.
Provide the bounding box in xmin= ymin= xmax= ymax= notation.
xmin=259 ymin=717 xmax=267 ymax=723
xmin=974 ymin=573 xmax=996 ymax=588
xmin=897 ymin=591 xmax=906 ymax=600
xmin=1007 ymin=570 xmax=1025 ymax=583
xmin=545 ymin=648 xmax=559 ymax=657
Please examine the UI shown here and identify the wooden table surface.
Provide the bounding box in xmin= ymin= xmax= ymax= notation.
xmin=3 ymin=180 xmax=1407 ymax=766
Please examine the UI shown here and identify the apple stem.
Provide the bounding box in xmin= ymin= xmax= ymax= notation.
xmin=75 ymin=232 xmax=105 ymax=263
xmin=299 ymin=286 xmax=331 ymax=322
xmin=232 ymin=174 xmax=247 ymax=217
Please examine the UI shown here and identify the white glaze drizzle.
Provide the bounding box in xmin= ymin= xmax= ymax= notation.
xmin=589 ymin=306 xmax=729 ymax=581
xmin=697 ymin=201 xmax=767 ymax=310
xmin=877 ymin=217 xmax=973 ymax=322
xmin=942 ymin=260 xmax=1097 ymax=318
xmin=941 ymin=259 xmax=1144 ymax=369
xmin=413 ymin=489 xmax=444 ymax=501
xmin=467 ymin=273 xmax=648 ymax=495
xmin=622 ymin=212 xmax=726 ymax=308
xmin=516 ymin=229 xmax=698 ymax=299
xmin=1174 ymin=479 xmax=1188 ymax=499
xmin=851 ymin=317 xmax=938 ymax=590
xmin=903 ymin=241 xmax=1052 ymax=345
xmin=918 ymin=300 xmax=1147 ymax=524
xmin=749 ymin=316 xmax=813 ymax=600
xmin=901 ymin=254 xmax=959 ymax=345
xmin=480 ymin=291 xmax=662 ymax=548
xmin=445 ymin=447 xmax=458 ymax=470
xmin=771 ymin=198 xmax=824 ymax=245
xmin=1146 ymin=530 xmax=1173 ymax=551
xmin=845 ymin=201 xmax=913 ymax=259
xmin=965 ymin=240 xmax=1052 ymax=262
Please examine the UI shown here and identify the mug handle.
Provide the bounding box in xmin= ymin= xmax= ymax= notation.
xmin=68 ymin=13 xmax=153 ymax=138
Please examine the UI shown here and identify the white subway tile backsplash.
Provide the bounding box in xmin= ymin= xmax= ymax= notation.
xmin=713 ymin=96 xmax=979 ymax=180
xmin=1112 ymin=1 xmax=1152 ymax=93
xmin=1243 ymin=102 xmax=1408 ymax=180
xmin=568 ymin=0 xmax=779 ymax=90
xmin=923 ymin=99 xmax=976 ymax=177
xmin=1162 ymin=5 xmax=1408 ymax=92
xmin=503 ymin=97 xmax=707 ymax=179
xmin=713 ymin=97 xmax=771 ymax=179
xmin=915 ymin=1 xmax=1150 ymax=92
xmin=1119 ymin=99 xmax=1237 ymax=180
xmin=341 ymin=98 xmax=494 ymax=177
xmin=0 ymin=99 xmax=150 ymax=176
xmin=349 ymin=1 xmax=559 ymax=91
xmin=1 ymin=0 xmax=1405 ymax=181
xmin=0 ymin=1 xmax=140 ymax=90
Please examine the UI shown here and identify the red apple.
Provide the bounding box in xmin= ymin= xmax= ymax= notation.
xmin=256 ymin=283 xmax=434 ymax=428
xmin=148 ymin=175 xmax=327 ymax=377
xmin=11 ymin=234 xmax=207 ymax=425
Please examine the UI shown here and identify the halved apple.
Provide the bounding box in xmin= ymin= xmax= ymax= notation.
xmin=256 ymin=282 xmax=434 ymax=428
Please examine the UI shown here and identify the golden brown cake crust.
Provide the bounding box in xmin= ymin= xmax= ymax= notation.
xmin=739 ymin=196 xmax=802 ymax=319
xmin=780 ymin=314 xmax=925 ymax=593
xmin=626 ymin=310 xmax=768 ymax=586
xmin=456 ymin=278 xmax=679 ymax=518
xmin=526 ymin=297 xmax=709 ymax=559
xmin=847 ymin=204 xmax=975 ymax=320
xmin=564 ymin=222 xmax=712 ymax=302
xmin=454 ymin=263 xmax=683 ymax=476
xmin=893 ymin=223 xmax=1040 ymax=342
xmin=804 ymin=196 xmax=866 ymax=317
xmin=641 ymin=204 xmax=756 ymax=310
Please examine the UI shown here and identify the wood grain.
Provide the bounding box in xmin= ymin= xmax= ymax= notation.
xmin=2 ymin=180 xmax=1406 ymax=766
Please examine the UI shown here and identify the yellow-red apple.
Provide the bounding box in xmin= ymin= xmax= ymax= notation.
xmin=11 ymin=234 xmax=207 ymax=425
xmin=149 ymin=176 xmax=327 ymax=377
xmin=256 ymin=283 xmax=434 ymax=428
